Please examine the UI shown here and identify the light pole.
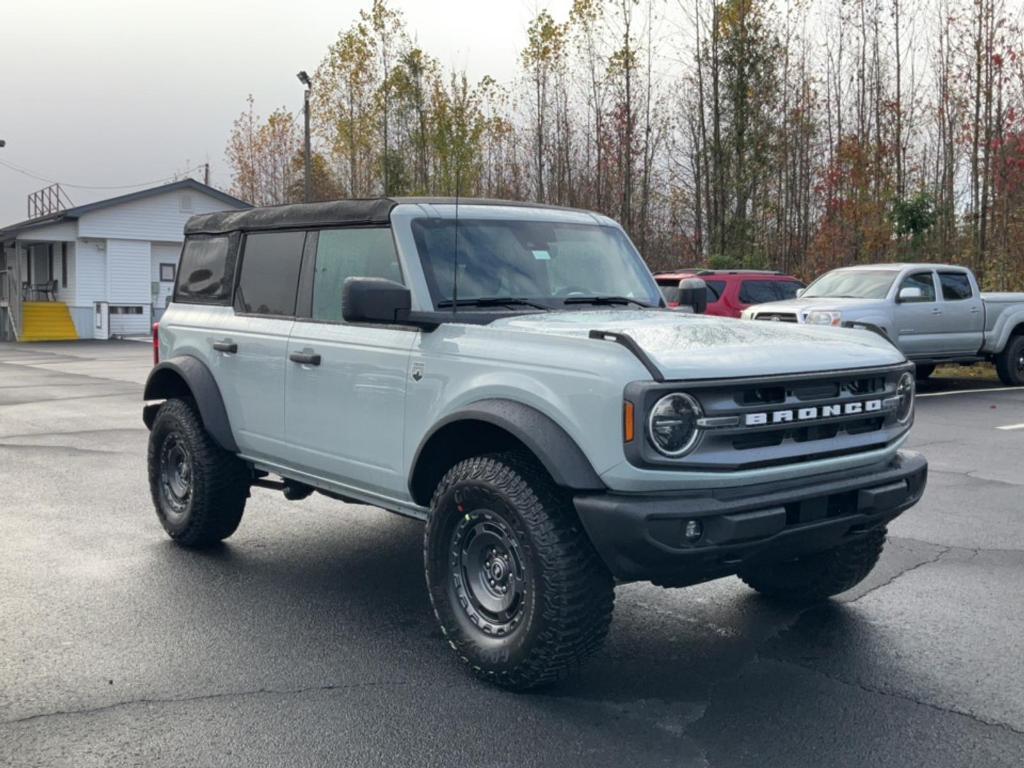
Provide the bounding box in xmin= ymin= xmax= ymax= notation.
xmin=297 ymin=71 xmax=312 ymax=203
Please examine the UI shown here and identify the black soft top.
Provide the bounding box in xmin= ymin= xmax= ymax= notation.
xmin=184 ymin=197 xmax=576 ymax=236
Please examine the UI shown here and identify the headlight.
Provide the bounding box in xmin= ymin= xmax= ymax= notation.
xmin=648 ymin=393 xmax=702 ymax=456
xmin=806 ymin=309 xmax=843 ymax=326
xmin=895 ymin=371 xmax=915 ymax=423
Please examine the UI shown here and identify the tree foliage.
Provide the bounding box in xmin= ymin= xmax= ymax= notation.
xmin=223 ymin=0 xmax=1024 ymax=289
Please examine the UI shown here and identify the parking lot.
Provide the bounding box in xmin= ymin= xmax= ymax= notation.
xmin=1 ymin=340 xmax=1022 ymax=767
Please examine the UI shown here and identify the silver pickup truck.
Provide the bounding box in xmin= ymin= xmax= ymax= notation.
xmin=742 ymin=263 xmax=1024 ymax=384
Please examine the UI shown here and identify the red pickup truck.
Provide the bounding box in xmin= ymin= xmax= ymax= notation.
xmin=656 ymin=269 xmax=804 ymax=318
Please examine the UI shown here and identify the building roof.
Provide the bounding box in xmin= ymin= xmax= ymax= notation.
xmin=0 ymin=179 xmax=250 ymax=240
xmin=183 ymin=196 xmax=583 ymax=235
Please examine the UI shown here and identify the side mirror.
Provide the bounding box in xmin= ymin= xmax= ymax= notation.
xmin=676 ymin=277 xmax=708 ymax=314
xmin=897 ymin=285 xmax=924 ymax=302
xmin=795 ymin=288 xmax=805 ymax=298
xmin=342 ymin=278 xmax=411 ymax=325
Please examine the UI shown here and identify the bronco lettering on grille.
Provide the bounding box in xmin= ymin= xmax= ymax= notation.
xmin=745 ymin=399 xmax=884 ymax=426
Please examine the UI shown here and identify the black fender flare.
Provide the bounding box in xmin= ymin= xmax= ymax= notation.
xmin=142 ymin=356 xmax=238 ymax=452
xmin=408 ymin=399 xmax=605 ymax=506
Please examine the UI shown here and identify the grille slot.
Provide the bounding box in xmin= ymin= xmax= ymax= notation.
xmin=730 ymin=416 xmax=885 ymax=451
xmin=754 ymin=311 xmax=798 ymax=322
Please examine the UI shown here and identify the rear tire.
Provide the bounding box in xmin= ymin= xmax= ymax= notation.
xmin=147 ymin=398 xmax=249 ymax=547
xmin=914 ymin=363 xmax=935 ymax=381
xmin=738 ymin=527 xmax=887 ymax=604
xmin=995 ymin=335 xmax=1024 ymax=386
xmin=424 ymin=452 xmax=614 ymax=690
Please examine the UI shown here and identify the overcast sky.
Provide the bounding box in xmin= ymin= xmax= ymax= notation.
xmin=0 ymin=0 xmax=573 ymax=225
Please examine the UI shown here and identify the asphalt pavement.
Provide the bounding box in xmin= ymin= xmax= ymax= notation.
xmin=1 ymin=341 xmax=1022 ymax=767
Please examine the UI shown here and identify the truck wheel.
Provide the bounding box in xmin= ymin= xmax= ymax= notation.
xmin=995 ymin=335 xmax=1024 ymax=386
xmin=424 ymin=453 xmax=614 ymax=690
xmin=914 ymin=364 xmax=935 ymax=381
xmin=147 ymin=398 xmax=249 ymax=548
xmin=738 ymin=527 xmax=886 ymax=604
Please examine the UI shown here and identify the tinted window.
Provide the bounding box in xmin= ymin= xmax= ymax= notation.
xmin=739 ymin=280 xmax=781 ymax=304
xmin=899 ymin=272 xmax=936 ymax=302
xmin=775 ymin=281 xmax=803 ymax=300
xmin=174 ymin=236 xmax=233 ymax=304
xmin=705 ymin=280 xmax=726 ymax=302
xmin=939 ymin=272 xmax=973 ymax=301
xmin=235 ymin=231 xmax=304 ymax=316
xmin=658 ymin=282 xmax=681 ymax=304
xmin=312 ymin=228 xmax=403 ymax=323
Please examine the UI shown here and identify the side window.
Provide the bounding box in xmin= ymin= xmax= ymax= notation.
xmin=899 ymin=272 xmax=936 ymax=302
xmin=235 ymin=231 xmax=304 ymax=316
xmin=774 ymin=281 xmax=803 ymax=300
xmin=738 ymin=280 xmax=779 ymax=305
xmin=312 ymin=228 xmax=402 ymax=323
xmin=939 ymin=272 xmax=973 ymax=301
xmin=174 ymin=236 xmax=233 ymax=304
xmin=705 ymin=280 xmax=726 ymax=303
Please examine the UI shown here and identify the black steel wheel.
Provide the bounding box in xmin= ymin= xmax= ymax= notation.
xmin=996 ymin=335 xmax=1024 ymax=386
xmin=424 ymin=452 xmax=614 ymax=690
xmin=147 ymin=398 xmax=249 ymax=547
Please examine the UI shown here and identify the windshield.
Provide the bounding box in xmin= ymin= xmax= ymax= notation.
xmin=411 ymin=218 xmax=663 ymax=309
xmin=802 ymin=269 xmax=896 ymax=299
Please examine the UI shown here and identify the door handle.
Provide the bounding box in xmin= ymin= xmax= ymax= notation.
xmin=931 ymin=308 xmax=942 ymax=315
xmin=212 ymin=339 xmax=237 ymax=353
xmin=289 ymin=350 xmax=321 ymax=366
xmin=969 ymin=307 xmax=980 ymax=313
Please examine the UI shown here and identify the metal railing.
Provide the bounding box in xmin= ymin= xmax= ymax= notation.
xmin=1 ymin=268 xmax=20 ymax=341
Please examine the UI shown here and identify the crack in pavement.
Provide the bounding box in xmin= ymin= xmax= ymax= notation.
xmin=770 ymin=657 xmax=1024 ymax=738
xmin=0 ymin=442 xmax=124 ymax=456
xmin=0 ymin=679 xmax=435 ymax=728
xmin=846 ymin=544 xmax=952 ymax=604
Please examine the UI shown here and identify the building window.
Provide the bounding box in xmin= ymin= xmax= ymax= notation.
xmin=160 ymin=263 xmax=176 ymax=282
xmin=109 ymin=306 xmax=143 ymax=315
xmin=179 ymin=194 xmax=194 ymax=212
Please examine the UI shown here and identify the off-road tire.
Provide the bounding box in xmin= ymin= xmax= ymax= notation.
xmin=995 ymin=335 xmax=1024 ymax=386
xmin=914 ymin=363 xmax=936 ymax=381
xmin=424 ymin=452 xmax=615 ymax=690
xmin=147 ymin=397 xmax=249 ymax=548
xmin=738 ymin=527 xmax=887 ymax=604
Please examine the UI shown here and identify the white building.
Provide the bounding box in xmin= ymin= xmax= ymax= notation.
xmin=0 ymin=180 xmax=249 ymax=341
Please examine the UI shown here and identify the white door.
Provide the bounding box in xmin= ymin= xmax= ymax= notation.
xmin=285 ymin=227 xmax=414 ymax=498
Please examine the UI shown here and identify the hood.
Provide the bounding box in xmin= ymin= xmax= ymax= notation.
xmin=489 ymin=309 xmax=906 ymax=380
xmin=742 ymin=297 xmax=886 ymax=318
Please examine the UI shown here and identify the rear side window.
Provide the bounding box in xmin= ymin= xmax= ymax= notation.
xmin=174 ymin=236 xmax=233 ymax=304
xmin=312 ymin=228 xmax=402 ymax=323
xmin=739 ymin=280 xmax=780 ymax=304
xmin=775 ymin=281 xmax=803 ymax=300
xmin=705 ymin=280 xmax=726 ymax=302
xmin=939 ymin=272 xmax=973 ymax=301
xmin=235 ymin=231 xmax=305 ymax=316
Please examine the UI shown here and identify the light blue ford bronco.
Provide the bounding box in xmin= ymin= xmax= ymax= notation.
xmin=143 ymin=198 xmax=927 ymax=689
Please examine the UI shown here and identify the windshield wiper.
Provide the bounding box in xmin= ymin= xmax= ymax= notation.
xmin=436 ymin=297 xmax=550 ymax=310
xmin=563 ymin=295 xmax=653 ymax=308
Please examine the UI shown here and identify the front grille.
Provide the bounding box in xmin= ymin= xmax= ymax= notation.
xmin=628 ymin=364 xmax=912 ymax=471
xmin=753 ymin=311 xmax=798 ymax=323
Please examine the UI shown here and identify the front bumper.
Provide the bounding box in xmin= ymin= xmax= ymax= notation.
xmin=573 ymin=449 xmax=927 ymax=585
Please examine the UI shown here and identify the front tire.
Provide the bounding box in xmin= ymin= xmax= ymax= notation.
xmin=424 ymin=453 xmax=614 ymax=690
xmin=147 ymin=398 xmax=249 ymax=547
xmin=914 ymin=363 xmax=936 ymax=381
xmin=995 ymin=335 xmax=1024 ymax=386
xmin=738 ymin=527 xmax=887 ymax=604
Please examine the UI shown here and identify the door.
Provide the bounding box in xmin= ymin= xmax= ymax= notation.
xmin=212 ymin=230 xmax=304 ymax=460
xmin=285 ymin=227 xmax=415 ymax=499
xmin=937 ymin=270 xmax=985 ymax=355
xmin=892 ymin=270 xmax=944 ymax=357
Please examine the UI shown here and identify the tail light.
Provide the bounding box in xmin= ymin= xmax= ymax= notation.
xmin=152 ymin=322 xmax=160 ymax=366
